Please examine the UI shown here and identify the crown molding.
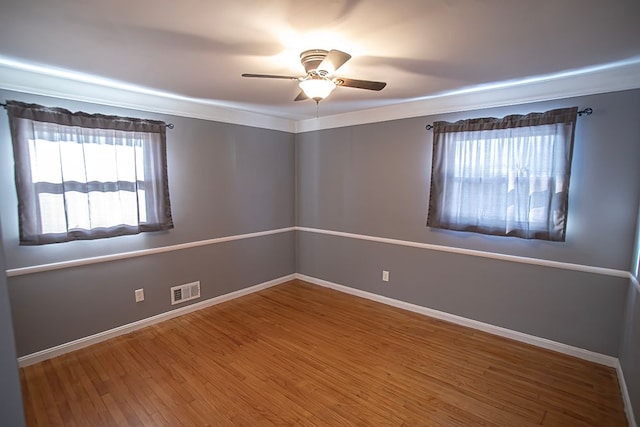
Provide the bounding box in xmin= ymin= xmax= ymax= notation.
xmin=0 ymin=62 xmax=296 ymax=133
xmin=295 ymin=57 xmax=640 ymax=133
xmin=1 ymin=58 xmax=640 ymax=134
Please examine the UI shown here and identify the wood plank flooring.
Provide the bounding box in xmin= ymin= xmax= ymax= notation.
xmin=20 ymin=279 xmax=627 ymax=426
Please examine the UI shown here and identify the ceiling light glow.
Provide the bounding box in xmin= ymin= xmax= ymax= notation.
xmin=299 ymin=78 xmax=336 ymax=101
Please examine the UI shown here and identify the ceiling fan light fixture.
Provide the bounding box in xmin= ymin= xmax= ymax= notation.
xmin=299 ymin=78 xmax=336 ymax=101
xmin=242 ymin=49 xmax=386 ymax=104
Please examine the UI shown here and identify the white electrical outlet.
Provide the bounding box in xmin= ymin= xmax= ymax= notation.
xmin=382 ymin=270 xmax=390 ymax=282
xmin=135 ymin=288 xmax=145 ymax=303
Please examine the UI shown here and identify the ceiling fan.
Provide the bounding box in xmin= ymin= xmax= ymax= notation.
xmin=242 ymin=49 xmax=386 ymax=103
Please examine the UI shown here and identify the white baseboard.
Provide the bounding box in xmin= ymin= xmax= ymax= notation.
xmin=295 ymin=274 xmax=618 ymax=367
xmin=616 ymin=361 xmax=638 ymax=427
xmin=296 ymin=273 xmax=639 ymax=425
xmin=17 ymin=274 xmax=296 ymax=367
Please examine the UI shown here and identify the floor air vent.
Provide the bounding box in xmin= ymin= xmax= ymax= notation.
xmin=171 ymin=281 xmax=201 ymax=305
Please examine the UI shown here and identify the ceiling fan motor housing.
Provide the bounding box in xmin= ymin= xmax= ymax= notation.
xmin=300 ymin=49 xmax=330 ymax=75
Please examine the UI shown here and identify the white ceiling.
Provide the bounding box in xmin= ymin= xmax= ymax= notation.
xmin=0 ymin=0 xmax=639 ymax=121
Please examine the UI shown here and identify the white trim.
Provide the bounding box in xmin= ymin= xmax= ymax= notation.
xmin=2 ymin=57 xmax=640 ymax=133
xmin=0 ymin=62 xmax=296 ymax=133
xmin=296 ymin=226 xmax=631 ymax=280
xmin=6 ymin=226 xmax=634 ymax=281
xmin=616 ymin=360 xmax=638 ymax=427
xmin=296 ymin=273 xmax=617 ymax=367
xmin=17 ymin=274 xmax=296 ymax=367
xmin=295 ymin=58 xmax=640 ymax=132
xmin=6 ymin=227 xmax=295 ymax=277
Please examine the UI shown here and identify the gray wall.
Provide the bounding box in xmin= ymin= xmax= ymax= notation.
xmin=620 ymin=281 xmax=640 ymax=426
xmin=296 ymin=89 xmax=640 ymax=356
xmin=0 ymin=90 xmax=296 ymax=356
xmin=0 ymin=221 xmax=26 ymax=426
xmin=619 ymin=205 xmax=640 ymax=426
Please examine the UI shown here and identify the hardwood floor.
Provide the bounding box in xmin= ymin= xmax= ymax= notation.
xmin=21 ymin=279 xmax=627 ymax=426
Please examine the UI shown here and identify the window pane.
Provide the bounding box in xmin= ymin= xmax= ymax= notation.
xmin=38 ymin=193 xmax=67 ymax=234
xmin=115 ymin=142 xmax=137 ymax=182
xmin=87 ymin=191 xmax=139 ymax=228
xmin=83 ymin=140 xmax=119 ymax=183
xmin=135 ymin=143 xmax=145 ymax=181
xmin=138 ymin=189 xmax=147 ymax=223
xmin=65 ymin=191 xmax=91 ymax=230
xmin=29 ymin=139 xmax=62 ymax=184
xmin=58 ymin=139 xmax=87 ymax=183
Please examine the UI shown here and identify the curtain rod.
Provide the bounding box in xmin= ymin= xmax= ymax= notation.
xmin=0 ymin=102 xmax=175 ymax=129
xmin=424 ymin=107 xmax=593 ymax=130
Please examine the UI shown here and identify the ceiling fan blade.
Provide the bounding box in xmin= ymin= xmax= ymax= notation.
xmin=242 ymin=73 xmax=300 ymax=80
xmin=334 ymin=77 xmax=386 ymax=91
xmin=318 ymin=50 xmax=351 ymax=75
xmin=294 ymin=91 xmax=308 ymax=102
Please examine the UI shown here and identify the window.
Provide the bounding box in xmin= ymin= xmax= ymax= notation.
xmin=6 ymin=101 xmax=173 ymax=245
xmin=427 ymin=107 xmax=578 ymax=241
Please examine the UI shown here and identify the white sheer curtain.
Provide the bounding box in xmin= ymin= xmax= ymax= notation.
xmin=6 ymin=101 xmax=173 ymax=245
xmin=427 ymin=107 xmax=578 ymax=241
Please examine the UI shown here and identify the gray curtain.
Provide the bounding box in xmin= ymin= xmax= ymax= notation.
xmin=427 ymin=107 xmax=578 ymax=241
xmin=6 ymin=100 xmax=173 ymax=245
